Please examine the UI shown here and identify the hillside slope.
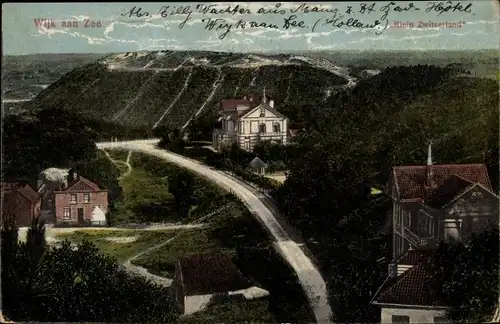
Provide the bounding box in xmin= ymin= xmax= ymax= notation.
xmin=23 ymin=51 xmax=351 ymax=129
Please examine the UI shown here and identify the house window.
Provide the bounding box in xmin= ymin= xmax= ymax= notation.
xmin=259 ymin=123 xmax=266 ymax=133
xmin=273 ymin=123 xmax=280 ymax=133
xmin=70 ymin=194 xmax=77 ymax=204
xmin=392 ymin=315 xmax=410 ymax=323
xmin=63 ymin=207 xmax=71 ymax=219
xmin=84 ymin=193 xmax=90 ymax=203
xmin=260 ymin=109 xmax=265 ymax=117
xmin=434 ymin=316 xmax=447 ymax=323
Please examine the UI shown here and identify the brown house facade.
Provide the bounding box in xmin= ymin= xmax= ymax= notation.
xmin=53 ymin=170 xmax=108 ymax=226
xmin=1 ymin=182 xmax=41 ymax=227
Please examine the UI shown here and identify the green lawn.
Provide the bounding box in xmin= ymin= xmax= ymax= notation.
xmin=55 ymin=229 xmax=176 ymax=263
xmin=131 ymin=204 xmax=248 ymax=277
xmin=103 ymin=149 xmax=130 ymax=161
xmin=179 ymin=299 xmax=276 ymax=324
xmin=105 ymin=150 xmax=232 ymax=225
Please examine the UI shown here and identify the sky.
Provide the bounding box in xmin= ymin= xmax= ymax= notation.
xmin=2 ymin=1 xmax=499 ymax=55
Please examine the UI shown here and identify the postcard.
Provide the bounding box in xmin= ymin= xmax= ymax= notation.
xmin=1 ymin=1 xmax=499 ymax=323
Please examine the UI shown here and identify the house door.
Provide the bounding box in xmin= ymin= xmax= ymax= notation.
xmin=77 ymin=207 xmax=84 ymax=223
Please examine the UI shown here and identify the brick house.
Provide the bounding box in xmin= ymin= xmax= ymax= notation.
xmin=171 ymin=252 xmax=269 ymax=315
xmin=1 ymin=182 xmax=41 ymax=227
xmin=53 ymin=169 xmax=108 ymax=226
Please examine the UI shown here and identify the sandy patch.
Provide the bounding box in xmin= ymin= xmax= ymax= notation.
xmin=105 ymin=236 xmax=138 ymax=243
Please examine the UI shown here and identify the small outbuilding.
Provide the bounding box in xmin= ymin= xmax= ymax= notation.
xmin=171 ymin=252 xmax=269 ymax=315
xmin=249 ymin=156 xmax=268 ymax=175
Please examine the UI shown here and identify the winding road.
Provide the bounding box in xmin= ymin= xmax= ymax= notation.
xmin=96 ymin=139 xmax=333 ymax=324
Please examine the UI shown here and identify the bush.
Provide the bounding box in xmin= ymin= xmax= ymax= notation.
xmin=2 ymin=227 xmax=177 ymax=323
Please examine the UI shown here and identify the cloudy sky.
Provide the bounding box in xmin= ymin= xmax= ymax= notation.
xmin=3 ymin=1 xmax=499 ymax=55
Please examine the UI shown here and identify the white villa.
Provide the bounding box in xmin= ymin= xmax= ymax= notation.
xmin=212 ymin=89 xmax=288 ymax=152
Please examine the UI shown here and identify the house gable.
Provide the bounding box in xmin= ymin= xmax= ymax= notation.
xmin=64 ymin=177 xmax=101 ymax=192
xmin=238 ymin=103 xmax=286 ymax=120
xmin=443 ymin=183 xmax=499 ymax=219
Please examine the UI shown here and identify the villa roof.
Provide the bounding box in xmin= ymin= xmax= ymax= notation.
xmin=391 ymin=164 xmax=492 ymax=201
xmin=178 ymin=252 xmax=252 ymax=296
xmin=220 ymin=98 xmax=258 ymax=112
xmin=425 ymin=174 xmax=475 ymax=208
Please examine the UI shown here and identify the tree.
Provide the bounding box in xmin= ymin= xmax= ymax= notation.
xmin=168 ymin=169 xmax=195 ymax=218
xmin=429 ymin=227 xmax=499 ymax=322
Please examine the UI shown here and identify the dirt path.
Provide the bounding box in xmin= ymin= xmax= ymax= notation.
xmin=121 ymin=205 xmax=230 ymax=287
xmin=97 ymin=140 xmax=333 ymax=324
xmin=101 ymin=149 xmax=132 ymax=179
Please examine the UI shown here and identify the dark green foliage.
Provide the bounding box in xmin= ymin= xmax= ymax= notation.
xmin=180 ymin=147 xmax=281 ymax=192
xmin=275 ymin=65 xmax=498 ymax=322
xmin=186 ymin=110 xmax=219 ymax=142
xmin=2 ymin=107 xmax=149 ymax=180
xmin=22 ymin=55 xmax=347 ymax=129
xmin=429 ymin=228 xmax=499 ymax=322
xmin=208 ymin=206 xmax=315 ymax=323
xmin=1 ymin=220 xmax=177 ymax=322
xmin=168 ymin=169 xmax=195 ymax=217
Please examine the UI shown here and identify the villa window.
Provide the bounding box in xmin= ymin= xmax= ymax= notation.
xmin=63 ymin=207 xmax=71 ymax=220
xmin=392 ymin=315 xmax=410 ymax=323
xmin=259 ymin=123 xmax=266 ymax=133
xmin=70 ymin=194 xmax=77 ymax=204
xmin=84 ymin=193 xmax=91 ymax=203
xmin=260 ymin=109 xmax=265 ymax=117
xmin=273 ymin=123 xmax=281 ymax=133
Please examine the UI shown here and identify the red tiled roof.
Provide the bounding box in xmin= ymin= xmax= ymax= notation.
xmin=1 ymin=182 xmax=24 ymax=193
xmin=1 ymin=182 xmax=40 ymax=204
xmin=392 ymin=164 xmax=492 ymax=200
xmin=178 ymin=252 xmax=252 ymax=296
xmin=220 ymin=99 xmax=255 ymax=112
xmin=17 ymin=184 xmax=41 ymax=204
xmin=425 ymin=174 xmax=474 ymax=208
xmin=397 ymin=247 xmax=435 ymax=266
xmin=373 ymin=257 xmax=447 ymax=307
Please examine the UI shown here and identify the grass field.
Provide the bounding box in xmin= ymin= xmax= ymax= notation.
xmin=179 ymin=299 xmax=276 ymax=324
xmin=105 ymin=150 xmax=232 ymax=225
xmin=55 ymin=229 xmax=176 ymax=262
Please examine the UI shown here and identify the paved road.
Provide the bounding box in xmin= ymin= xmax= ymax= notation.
xmin=97 ymin=140 xmax=333 ymax=324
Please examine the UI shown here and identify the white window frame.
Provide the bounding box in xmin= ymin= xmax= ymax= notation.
xmin=63 ymin=207 xmax=71 ymax=219
xmin=83 ymin=193 xmax=90 ymax=203
xmin=70 ymin=194 xmax=77 ymax=204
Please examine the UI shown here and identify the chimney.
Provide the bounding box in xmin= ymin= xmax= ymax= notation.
xmin=243 ymin=96 xmax=248 ymax=100
xmin=68 ymin=168 xmax=78 ymax=182
xmin=262 ymin=87 xmax=267 ymax=104
xmin=249 ymin=95 xmax=253 ymax=102
xmin=269 ymin=99 xmax=275 ymax=108
xmin=425 ymin=141 xmax=434 ymax=188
